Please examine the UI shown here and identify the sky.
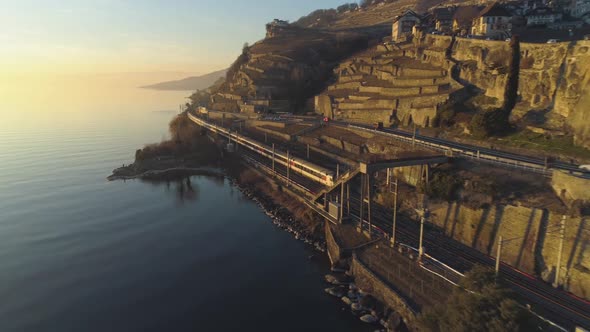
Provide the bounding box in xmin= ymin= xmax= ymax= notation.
xmin=0 ymin=0 xmax=348 ymax=76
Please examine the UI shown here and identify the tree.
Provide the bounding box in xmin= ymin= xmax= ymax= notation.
xmin=337 ymin=3 xmax=358 ymax=13
xmin=359 ymin=0 xmax=372 ymax=8
xmin=169 ymin=113 xmax=199 ymax=145
xmin=503 ymin=35 xmax=520 ymax=113
xmin=189 ymin=90 xmax=211 ymax=108
xmin=418 ymin=265 xmax=540 ymax=332
xmin=418 ymin=171 xmax=461 ymax=201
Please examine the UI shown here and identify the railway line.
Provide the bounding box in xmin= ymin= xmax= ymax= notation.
xmin=344 ymin=194 xmax=590 ymax=330
xmin=189 ymin=112 xmax=590 ymax=330
xmin=336 ymin=122 xmax=590 ymax=177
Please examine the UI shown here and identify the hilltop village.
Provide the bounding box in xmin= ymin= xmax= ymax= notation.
xmin=121 ymin=0 xmax=590 ymax=331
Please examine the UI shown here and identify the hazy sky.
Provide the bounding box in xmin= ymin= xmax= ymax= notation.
xmin=1 ymin=0 xmax=347 ymax=75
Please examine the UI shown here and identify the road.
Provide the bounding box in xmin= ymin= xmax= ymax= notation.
xmin=331 ymin=121 xmax=590 ymax=177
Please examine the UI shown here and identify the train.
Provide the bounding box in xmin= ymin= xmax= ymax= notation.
xmin=188 ymin=113 xmax=335 ymax=187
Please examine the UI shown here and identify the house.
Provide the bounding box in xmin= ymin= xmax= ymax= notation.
xmin=471 ymin=3 xmax=513 ymax=38
xmin=392 ymin=10 xmax=422 ymax=42
xmin=569 ymin=0 xmax=590 ymax=18
xmin=526 ymin=7 xmax=563 ymax=26
xmin=502 ymin=0 xmax=526 ymax=16
xmin=522 ymin=0 xmax=549 ymax=13
xmin=432 ymin=7 xmax=456 ymax=32
xmin=453 ymin=5 xmax=483 ymax=35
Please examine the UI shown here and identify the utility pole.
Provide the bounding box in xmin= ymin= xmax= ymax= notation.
xmin=336 ymin=164 xmax=340 ymax=178
xmin=390 ymin=178 xmax=399 ymax=247
xmin=340 ymin=182 xmax=345 ymax=223
xmin=367 ymin=173 xmax=372 ymax=240
xmin=412 ymin=124 xmax=417 ymax=148
xmin=359 ymin=174 xmax=365 ymax=231
xmin=554 ymin=215 xmax=567 ymax=288
xmin=307 ymin=144 xmax=310 ymax=159
xmin=265 ymin=132 xmax=268 ymax=143
xmin=496 ymin=236 xmax=503 ymax=277
xmin=272 ymin=144 xmax=275 ymax=174
xmin=286 ymin=150 xmax=290 ymax=187
xmin=419 ymin=216 xmax=425 ymax=260
xmin=346 ymin=182 xmax=350 ymax=216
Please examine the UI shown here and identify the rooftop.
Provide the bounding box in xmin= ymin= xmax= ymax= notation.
xmin=477 ymin=3 xmax=512 ymax=18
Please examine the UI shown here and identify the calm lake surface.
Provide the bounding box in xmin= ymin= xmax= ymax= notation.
xmin=0 ymin=82 xmax=370 ymax=332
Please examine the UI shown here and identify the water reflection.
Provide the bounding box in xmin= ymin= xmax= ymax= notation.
xmin=142 ymin=175 xmax=227 ymax=204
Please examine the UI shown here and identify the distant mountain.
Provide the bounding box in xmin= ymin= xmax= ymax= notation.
xmin=142 ymin=69 xmax=227 ymax=91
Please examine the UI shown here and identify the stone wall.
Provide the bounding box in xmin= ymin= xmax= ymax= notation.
xmin=255 ymin=126 xmax=292 ymax=141
xmin=314 ymin=95 xmax=333 ymax=118
xmin=551 ymin=170 xmax=590 ymax=203
xmin=351 ymin=255 xmax=419 ymax=330
xmin=326 ymin=222 xmax=344 ymax=265
xmin=338 ymin=109 xmax=394 ymax=124
xmin=423 ymin=35 xmax=453 ymax=50
xmin=321 ymin=135 xmax=364 ymax=155
xmin=393 ymin=166 xmax=426 ymax=187
xmin=246 ymin=120 xmax=286 ymax=128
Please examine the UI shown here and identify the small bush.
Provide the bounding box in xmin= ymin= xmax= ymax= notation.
xmin=520 ymin=56 xmax=534 ymax=69
xmin=486 ymin=49 xmax=510 ymax=70
xmin=470 ymin=108 xmax=510 ymax=138
xmin=419 ymin=171 xmax=462 ymax=201
xmin=419 ymin=265 xmax=540 ymax=332
xmin=435 ymin=102 xmax=456 ymax=127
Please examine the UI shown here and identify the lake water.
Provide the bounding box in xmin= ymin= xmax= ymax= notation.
xmin=0 ymin=80 xmax=370 ymax=332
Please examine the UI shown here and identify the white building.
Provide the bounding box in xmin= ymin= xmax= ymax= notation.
xmin=471 ymin=3 xmax=512 ymax=38
xmin=570 ymin=0 xmax=590 ymax=18
xmin=526 ymin=7 xmax=563 ymax=26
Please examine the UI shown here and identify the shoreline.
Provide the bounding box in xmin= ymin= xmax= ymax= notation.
xmin=108 ymin=163 xmax=328 ymax=253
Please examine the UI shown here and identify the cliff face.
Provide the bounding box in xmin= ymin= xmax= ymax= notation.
xmin=423 ymin=36 xmax=590 ymax=149
xmin=555 ymin=41 xmax=590 ymax=149
xmin=451 ymin=38 xmax=512 ymax=102
xmin=427 ymin=202 xmax=590 ymax=300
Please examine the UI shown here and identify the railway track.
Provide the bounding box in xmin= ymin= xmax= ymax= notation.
xmin=344 ymin=194 xmax=590 ymax=330
xmin=333 ymin=122 xmax=590 ymax=177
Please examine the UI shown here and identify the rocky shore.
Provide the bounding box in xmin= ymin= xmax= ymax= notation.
xmin=323 ymin=272 xmax=407 ymax=332
xmin=109 ymin=158 xmax=327 ymax=253
xmin=228 ymin=177 xmax=327 ymax=253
